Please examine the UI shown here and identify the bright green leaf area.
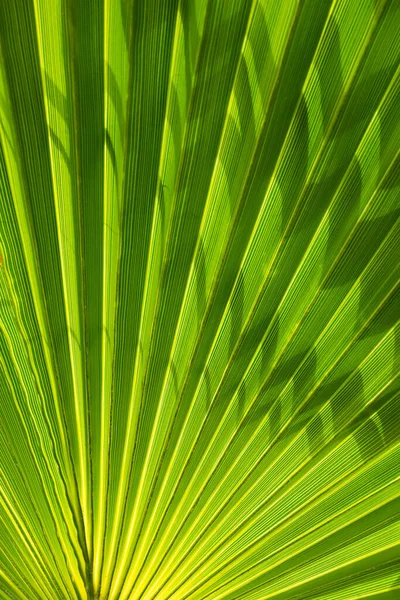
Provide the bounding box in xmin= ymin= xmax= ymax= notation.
xmin=0 ymin=0 xmax=399 ymax=599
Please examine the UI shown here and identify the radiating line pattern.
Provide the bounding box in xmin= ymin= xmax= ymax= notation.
xmin=0 ymin=0 xmax=399 ymax=599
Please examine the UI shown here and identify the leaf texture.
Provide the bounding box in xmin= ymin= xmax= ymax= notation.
xmin=0 ymin=0 xmax=399 ymax=599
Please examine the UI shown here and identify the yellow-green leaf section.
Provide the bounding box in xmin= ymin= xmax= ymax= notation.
xmin=0 ymin=0 xmax=399 ymax=599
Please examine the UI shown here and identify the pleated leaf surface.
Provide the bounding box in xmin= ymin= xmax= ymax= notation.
xmin=0 ymin=0 xmax=399 ymax=599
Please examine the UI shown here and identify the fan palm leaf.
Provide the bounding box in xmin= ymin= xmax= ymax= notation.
xmin=0 ymin=0 xmax=399 ymax=599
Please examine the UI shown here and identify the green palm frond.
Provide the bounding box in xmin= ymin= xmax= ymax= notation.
xmin=0 ymin=0 xmax=399 ymax=599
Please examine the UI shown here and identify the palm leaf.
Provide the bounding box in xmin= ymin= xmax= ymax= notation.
xmin=0 ymin=0 xmax=399 ymax=599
